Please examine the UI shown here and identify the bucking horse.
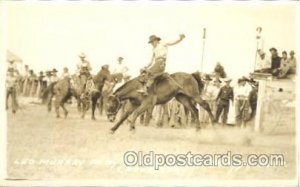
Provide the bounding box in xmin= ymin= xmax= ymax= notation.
xmin=105 ymin=72 xmax=214 ymax=133
xmin=42 ymin=77 xmax=73 ymax=118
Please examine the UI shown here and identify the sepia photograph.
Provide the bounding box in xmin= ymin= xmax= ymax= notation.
xmin=0 ymin=1 xmax=299 ymax=186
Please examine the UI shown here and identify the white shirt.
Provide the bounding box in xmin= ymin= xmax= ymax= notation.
xmin=51 ymin=75 xmax=59 ymax=83
xmin=234 ymin=84 xmax=251 ymax=99
xmin=43 ymin=76 xmax=51 ymax=85
xmin=76 ymin=60 xmax=92 ymax=74
xmin=256 ymin=55 xmax=271 ymax=70
xmin=153 ymin=42 xmax=168 ymax=60
xmin=113 ymin=63 xmax=128 ymax=75
xmin=61 ymin=72 xmax=70 ymax=79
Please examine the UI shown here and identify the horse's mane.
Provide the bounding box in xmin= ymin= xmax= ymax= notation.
xmin=113 ymin=76 xmax=140 ymax=95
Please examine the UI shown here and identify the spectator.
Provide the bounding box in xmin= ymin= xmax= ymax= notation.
xmin=248 ymin=82 xmax=258 ymax=120
xmin=273 ymin=51 xmax=291 ymax=78
xmin=214 ymin=78 xmax=234 ymax=126
xmin=51 ymin=69 xmax=59 ymax=83
xmin=269 ymin=47 xmax=281 ymax=76
xmin=7 ymin=59 xmax=17 ymax=72
xmin=6 ymin=68 xmax=18 ymax=113
xmin=234 ymin=77 xmax=251 ymax=128
xmin=44 ymin=71 xmax=52 ymax=87
xmin=22 ymin=65 xmax=30 ymax=95
xmin=288 ymin=50 xmax=296 ymax=74
xmin=255 ymin=49 xmax=271 ymax=73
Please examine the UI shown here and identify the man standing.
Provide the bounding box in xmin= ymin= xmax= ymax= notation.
xmin=234 ymin=78 xmax=251 ymax=128
xmin=6 ymin=68 xmax=18 ymax=114
xmin=22 ymin=65 xmax=30 ymax=95
xmin=248 ymin=82 xmax=258 ymax=120
xmin=214 ymin=78 xmax=234 ymax=126
xmin=51 ymin=69 xmax=59 ymax=83
xmin=137 ymin=34 xmax=185 ymax=94
xmin=269 ymin=47 xmax=281 ymax=76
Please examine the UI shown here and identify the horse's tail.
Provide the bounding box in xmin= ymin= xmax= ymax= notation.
xmin=41 ymin=82 xmax=56 ymax=101
xmin=191 ymin=72 xmax=204 ymax=94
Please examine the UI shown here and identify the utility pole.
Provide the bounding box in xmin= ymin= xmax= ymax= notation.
xmin=201 ymin=28 xmax=206 ymax=72
xmin=254 ymin=26 xmax=263 ymax=72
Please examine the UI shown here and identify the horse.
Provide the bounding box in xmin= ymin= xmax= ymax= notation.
xmin=79 ymin=67 xmax=112 ymax=120
xmin=105 ymin=72 xmax=214 ymax=133
xmin=42 ymin=77 xmax=72 ymax=118
xmin=98 ymin=79 xmax=116 ymax=116
xmin=71 ymin=74 xmax=86 ymax=112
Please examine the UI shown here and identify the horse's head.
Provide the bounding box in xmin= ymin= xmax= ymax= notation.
xmin=105 ymin=94 xmax=121 ymax=122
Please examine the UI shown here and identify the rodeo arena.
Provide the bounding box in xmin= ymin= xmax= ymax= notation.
xmin=5 ymin=28 xmax=297 ymax=180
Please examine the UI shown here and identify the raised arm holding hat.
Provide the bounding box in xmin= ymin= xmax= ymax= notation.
xmin=137 ymin=34 xmax=185 ymax=94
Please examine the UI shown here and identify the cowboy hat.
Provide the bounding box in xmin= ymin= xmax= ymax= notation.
xmin=269 ymin=47 xmax=277 ymax=52
xmin=148 ymin=35 xmax=161 ymax=43
xmin=79 ymin=53 xmax=86 ymax=58
xmin=52 ymin=68 xmax=58 ymax=73
xmin=223 ymin=78 xmax=232 ymax=82
xmin=102 ymin=64 xmax=109 ymax=69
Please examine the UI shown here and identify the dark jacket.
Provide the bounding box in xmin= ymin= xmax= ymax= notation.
xmin=271 ymin=55 xmax=281 ymax=70
xmin=216 ymin=85 xmax=234 ymax=102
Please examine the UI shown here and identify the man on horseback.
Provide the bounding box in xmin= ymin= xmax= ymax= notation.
xmin=76 ymin=53 xmax=92 ymax=83
xmin=137 ymin=34 xmax=186 ymax=95
xmin=112 ymin=57 xmax=129 ymax=83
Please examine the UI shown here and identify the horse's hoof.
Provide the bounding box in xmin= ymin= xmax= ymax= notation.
xmin=81 ymin=115 xmax=84 ymax=119
xmin=129 ymin=126 xmax=136 ymax=131
xmin=92 ymin=117 xmax=96 ymax=121
xmin=64 ymin=112 xmax=68 ymax=118
xmin=196 ymin=127 xmax=201 ymax=132
xmin=56 ymin=115 xmax=60 ymax=118
xmin=109 ymin=129 xmax=115 ymax=134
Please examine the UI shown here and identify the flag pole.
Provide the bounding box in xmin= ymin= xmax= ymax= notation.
xmin=254 ymin=27 xmax=262 ymax=72
xmin=201 ymin=28 xmax=206 ymax=73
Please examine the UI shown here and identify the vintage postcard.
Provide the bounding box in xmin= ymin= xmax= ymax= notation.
xmin=0 ymin=1 xmax=299 ymax=186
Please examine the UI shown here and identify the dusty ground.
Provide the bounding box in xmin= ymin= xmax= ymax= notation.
xmin=6 ymin=98 xmax=297 ymax=181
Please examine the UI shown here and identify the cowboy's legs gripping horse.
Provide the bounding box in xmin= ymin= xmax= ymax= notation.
xmin=106 ymin=72 xmax=214 ymax=134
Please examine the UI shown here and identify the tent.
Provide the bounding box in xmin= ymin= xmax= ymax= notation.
xmin=7 ymin=50 xmax=23 ymax=63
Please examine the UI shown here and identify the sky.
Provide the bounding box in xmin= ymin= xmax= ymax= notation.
xmin=2 ymin=2 xmax=299 ymax=78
